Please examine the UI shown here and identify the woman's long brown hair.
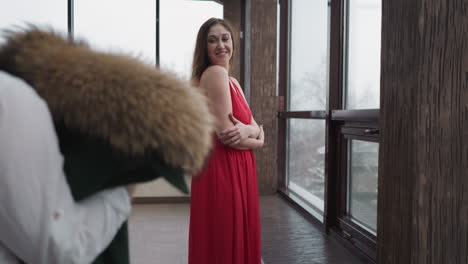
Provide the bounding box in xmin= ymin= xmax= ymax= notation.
xmin=191 ymin=18 xmax=235 ymax=85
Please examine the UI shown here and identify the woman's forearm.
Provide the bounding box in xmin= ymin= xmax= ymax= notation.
xmin=228 ymin=137 xmax=263 ymax=150
xmin=246 ymin=123 xmax=260 ymax=138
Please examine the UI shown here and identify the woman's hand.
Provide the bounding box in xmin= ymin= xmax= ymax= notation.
xmin=218 ymin=113 xmax=250 ymax=145
xmin=257 ymin=125 xmax=264 ymax=147
xmin=226 ymin=124 xmax=264 ymax=150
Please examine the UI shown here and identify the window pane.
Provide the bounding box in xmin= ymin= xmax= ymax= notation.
xmin=0 ymin=0 xmax=67 ymax=41
xmin=289 ymin=0 xmax=329 ymax=111
xmin=345 ymin=0 xmax=381 ymax=109
xmin=287 ymin=119 xmax=326 ymax=216
xmin=74 ymin=0 xmax=156 ymax=65
xmin=348 ymin=140 xmax=378 ymax=233
xmin=160 ymin=0 xmax=223 ymax=80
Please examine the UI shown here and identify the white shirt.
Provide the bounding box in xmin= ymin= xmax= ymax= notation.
xmin=0 ymin=71 xmax=131 ymax=264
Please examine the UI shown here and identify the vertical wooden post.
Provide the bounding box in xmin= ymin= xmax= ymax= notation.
xmin=248 ymin=0 xmax=278 ymax=194
xmin=378 ymin=1 xmax=468 ymax=263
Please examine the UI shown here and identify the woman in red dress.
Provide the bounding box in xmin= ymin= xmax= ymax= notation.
xmin=188 ymin=18 xmax=264 ymax=264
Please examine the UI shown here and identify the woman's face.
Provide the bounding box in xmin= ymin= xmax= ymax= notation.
xmin=206 ymin=24 xmax=233 ymax=68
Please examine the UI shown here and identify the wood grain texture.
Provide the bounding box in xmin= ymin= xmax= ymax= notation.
xmin=249 ymin=0 xmax=278 ymax=194
xmin=224 ymin=0 xmax=243 ymax=82
xmin=378 ymin=1 xmax=468 ymax=263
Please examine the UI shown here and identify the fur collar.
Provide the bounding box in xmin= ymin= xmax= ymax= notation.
xmin=0 ymin=27 xmax=214 ymax=172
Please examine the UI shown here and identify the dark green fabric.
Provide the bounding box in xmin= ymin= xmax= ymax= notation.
xmin=56 ymin=124 xmax=188 ymax=263
xmin=92 ymin=223 xmax=129 ymax=264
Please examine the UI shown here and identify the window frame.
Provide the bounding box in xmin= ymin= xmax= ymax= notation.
xmin=336 ymin=117 xmax=379 ymax=260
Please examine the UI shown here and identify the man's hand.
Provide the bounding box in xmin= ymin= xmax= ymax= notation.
xmin=125 ymin=184 xmax=137 ymax=197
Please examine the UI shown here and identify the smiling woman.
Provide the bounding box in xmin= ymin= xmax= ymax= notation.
xmin=206 ymin=25 xmax=233 ymax=67
xmin=188 ymin=17 xmax=264 ymax=264
xmin=191 ymin=18 xmax=235 ymax=85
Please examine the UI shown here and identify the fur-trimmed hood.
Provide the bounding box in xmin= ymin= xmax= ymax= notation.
xmin=0 ymin=27 xmax=214 ymax=172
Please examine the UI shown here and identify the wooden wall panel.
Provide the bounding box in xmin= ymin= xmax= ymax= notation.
xmin=378 ymin=0 xmax=468 ymax=263
xmin=249 ymin=0 xmax=278 ymax=194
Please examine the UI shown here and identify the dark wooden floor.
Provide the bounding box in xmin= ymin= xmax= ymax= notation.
xmin=128 ymin=195 xmax=363 ymax=264
xmin=260 ymin=195 xmax=363 ymax=264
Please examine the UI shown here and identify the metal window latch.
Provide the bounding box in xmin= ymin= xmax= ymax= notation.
xmin=343 ymin=230 xmax=352 ymax=239
xmin=364 ymin=129 xmax=379 ymax=135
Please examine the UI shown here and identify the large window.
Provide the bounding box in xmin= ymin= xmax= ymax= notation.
xmin=287 ymin=119 xmax=326 ymax=217
xmin=289 ymin=0 xmax=328 ymax=111
xmin=345 ymin=0 xmax=381 ymax=109
xmin=348 ymin=139 xmax=378 ymax=234
xmin=0 ymin=0 xmax=67 ymax=41
xmin=279 ymin=0 xmax=381 ymax=261
xmin=283 ymin=0 xmax=330 ymax=222
xmin=74 ymin=0 xmax=222 ymax=78
xmin=339 ymin=1 xmax=381 ymax=257
xmin=74 ymin=0 xmax=157 ymax=64
xmin=1 ymin=0 xmax=222 ymax=78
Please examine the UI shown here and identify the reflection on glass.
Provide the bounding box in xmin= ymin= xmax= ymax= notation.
xmin=0 ymin=0 xmax=67 ymax=42
xmin=160 ymin=0 xmax=223 ymax=80
xmin=345 ymin=0 xmax=381 ymax=109
xmin=348 ymin=140 xmax=378 ymax=233
xmin=289 ymin=0 xmax=329 ymax=111
xmin=74 ymin=0 xmax=156 ymax=65
xmin=287 ymin=119 xmax=326 ymax=213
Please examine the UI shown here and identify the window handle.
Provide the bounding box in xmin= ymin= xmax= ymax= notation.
xmin=364 ymin=129 xmax=379 ymax=135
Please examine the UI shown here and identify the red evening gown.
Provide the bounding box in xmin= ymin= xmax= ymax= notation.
xmin=188 ymin=79 xmax=261 ymax=264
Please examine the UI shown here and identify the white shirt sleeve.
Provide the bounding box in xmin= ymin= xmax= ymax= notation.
xmin=0 ymin=71 xmax=131 ymax=264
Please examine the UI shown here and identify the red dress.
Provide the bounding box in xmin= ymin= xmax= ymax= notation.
xmin=189 ymin=79 xmax=261 ymax=264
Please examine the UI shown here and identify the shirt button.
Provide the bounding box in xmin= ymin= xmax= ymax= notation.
xmin=53 ymin=210 xmax=62 ymax=220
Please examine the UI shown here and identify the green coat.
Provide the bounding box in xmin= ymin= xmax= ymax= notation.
xmin=58 ymin=125 xmax=184 ymax=264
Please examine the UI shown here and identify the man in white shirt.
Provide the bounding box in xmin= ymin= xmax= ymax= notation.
xmin=0 ymin=71 xmax=133 ymax=264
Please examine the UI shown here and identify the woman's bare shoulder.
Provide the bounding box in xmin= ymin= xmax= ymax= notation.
xmin=201 ymin=65 xmax=228 ymax=79
xmin=200 ymin=66 xmax=229 ymax=87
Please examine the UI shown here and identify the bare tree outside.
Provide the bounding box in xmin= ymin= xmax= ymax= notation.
xmin=286 ymin=0 xmax=328 ymax=213
xmin=287 ymin=0 xmax=381 ymax=222
xmin=349 ymin=140 xmax=379 ymax=233
xmin=288 ymin=56 xmax=327 ymax=202
xmin=345 ymin=0 xmax=381 ymax=232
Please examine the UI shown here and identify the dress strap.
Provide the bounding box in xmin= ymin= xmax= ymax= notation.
xmin=229 ymin=78 xmax=239 ymax=95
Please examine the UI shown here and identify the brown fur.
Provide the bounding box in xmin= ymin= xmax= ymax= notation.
xmin=0 ymin=27 xmax=214 ymax=172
